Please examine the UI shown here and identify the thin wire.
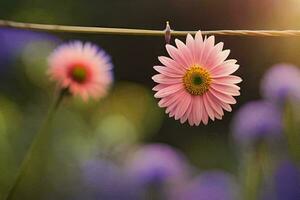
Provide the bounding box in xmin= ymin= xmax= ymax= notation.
xmin=1 ymin=19 xmax=300 ymax=37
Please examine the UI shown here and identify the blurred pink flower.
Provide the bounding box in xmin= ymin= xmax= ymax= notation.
xmin=48 ymin=41 xmax=113 ymax=101
xmin=153 ymin=31 xmax=241 ymax=126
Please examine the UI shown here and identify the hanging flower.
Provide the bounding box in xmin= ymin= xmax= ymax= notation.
xmin=152 ymin=31 xmax=241 ymax=125
xmin=48 ymin=41 xmax=113 ymax=101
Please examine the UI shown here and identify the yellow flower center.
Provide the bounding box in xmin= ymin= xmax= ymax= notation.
xmin=183 ymin=65 xmax=211 ymax=96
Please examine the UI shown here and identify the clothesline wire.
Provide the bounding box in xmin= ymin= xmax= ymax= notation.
xmin=1 ymin=19 xmax=300 ymax=37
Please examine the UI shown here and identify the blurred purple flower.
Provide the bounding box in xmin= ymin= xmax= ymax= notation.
xmin=175 ymin=171 xmax=240 ymax=200
xmin=274 ymin=160 xmax=300 ymax=200
xmin=231 ymin=100 xmax=282 ymax=147
xmin=0 ymin=28 xmax=60 ymax=69
xmin=261 ymin=64 xmax=300 ymax=105
xmin=261 ymin=160 xmax=300 ymax=200
xmin=80 ymin=159 xmax=141 ymax=200
xmin=126 ymin=143 xmax=189 ymax=186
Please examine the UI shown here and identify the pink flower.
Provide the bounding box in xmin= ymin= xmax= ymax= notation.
xmin=152 ymin=31 xmax=242 ymax=126
xmin=48 ymin=41 xmax=113 ymax=101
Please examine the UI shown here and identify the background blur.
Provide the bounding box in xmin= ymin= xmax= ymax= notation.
xmin=0 ymin=0 xmax=300 ymax=199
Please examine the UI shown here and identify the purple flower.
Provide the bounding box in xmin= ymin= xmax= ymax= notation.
xmin=231 ymin=100 xmax=282 ymax=147
xmin=0 ymin=28 xmax=59 ymax=69
xmin=274 ymin=160 xmax=300 ymax=200
xmin=126 ymin=143 xmax=189 ymax=186
xmin=80 ymin=159 xmax=141 ymax=200
xmin=261 ymin=160 xmax=300 ymax=200
xmin=261 ymin=64 xmax=300 ymax=104
xmin=175 ymin=171 xmax=240 ymax=200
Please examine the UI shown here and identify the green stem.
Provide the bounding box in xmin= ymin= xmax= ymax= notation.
xmin=284 ymin=101 xmax=300 ymax=163
xmin=146 ymin=182 xmax=165 ymax=200
xmin=3 ymin=90 xmax=65 ymax=200
xmin=243 ymin=142 xmax=270 ymax=200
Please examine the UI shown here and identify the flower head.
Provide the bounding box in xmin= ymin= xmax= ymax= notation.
xmin=261 ymin=64 xmax=300 ymax=105
xmin=231 ymin=100 xmax=282 ymax=147
xmin=152 ymin=31 xmax=241 ymax=125
xmin=126 ymin=143 xmax=189 ymax=186
xmin=48 ymin=41 xmax=113 ymax=101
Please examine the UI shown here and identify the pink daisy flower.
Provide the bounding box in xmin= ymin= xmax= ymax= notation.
xmin=48 ymin=41 xmax=113 ymax=101
xmin=152 ymin=31 xmax=242 ymax=126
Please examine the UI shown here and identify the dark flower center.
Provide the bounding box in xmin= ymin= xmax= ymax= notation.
xmin=183 ymin=65 xmax=211 ymax=96
xmin=192 ymin=75 xmax=203 ymax=85
xmin=71 ymin=66 xmax=87 ymax=83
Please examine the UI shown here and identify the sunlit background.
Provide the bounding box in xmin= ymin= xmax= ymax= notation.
xmin=0 ymin=0 xmax=300 ymax=199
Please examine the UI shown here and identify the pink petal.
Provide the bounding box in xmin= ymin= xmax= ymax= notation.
xmin=186 ymin=34 xmax=196 ymax=62
xmin=205 ymin=42 xmax=224 ymax=68
xmin=152 ymin=74 xmax=182 ymax=84
xmin=210 ymin=59 xmax=237 ymax=72
xmin=208 ymin=92 xmax=232 ymax=112
xmin=214 ymin=42 xmax=224 ymax=54
xmin=153 ymin=66 xmax=183 ymax=78
xmin=208 ymin=88 xmax=237 ymax=104
xmin=205 ymin=92 xmax=224 ymax=116
xmin=154 ymin=84 xmax=184 ymax=98
xmin=203 ymin=94 xmax=215 ymax=121
xmin=196 ymin=35 xmax=207 ymax=66
xmin=195 ymin=95 xmax=208 ymax=125
xmin=194 ymin=31 xmax=204 ymax=63
xmin=200 ymin=36 xmax=215 ymax=67
xmin=174 ymin=94 xmax=192 ymax=120
xmin=195 ymin=31 xmax=203 ymax=43
xmin=159 ymin=90 xmax=185 ymax=108
xmin=214 ymin=111 xmax=223 ymax=120
xmin=210 ymin=83 xmax=241 ymax=96
xmin=166 ymin=45 xmax=189 ymax=68
xmin=188 ymin=104 xmax=196 ymax=126
xmin=201 ymin=105 xmax=209 ymax=125
xmin=188 ymin=116 xmax=195 ymax=126
xmin=152 ymin=84 xmax=168 ymax=92
xmin=166 ymin=101 xmax=179 ymax=115
xmin=219 ymin=101 xmax=232 ymax=112
xmin=208 ymin=49 xmax=231 ymax=69
xmin=212 ymin=75 xmax=242 ymax=84
xmin=180 ymin=100 xmax=193 ymax=124
xmin=158 ymin=56 xmax=185 ymax=73
xmin=175 ymin=39 xmax=193 ymax=65
xmin=193 ymin=96 xmax=203 ymax=125
xmin=211 ymin=61 xmax=239 ymax=78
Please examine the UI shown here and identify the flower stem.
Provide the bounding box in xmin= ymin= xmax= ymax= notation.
xmin=243 ymin=142 xmax=270 ymax=200
xmin=3 ymin=90 xmax=66 ymax=200
xmin=284 ymin=102 xmax=300 ymax=163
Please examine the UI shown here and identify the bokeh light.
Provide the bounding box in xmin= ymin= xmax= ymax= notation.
xmin=22 ymin=40 xmax=59 ymax=88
